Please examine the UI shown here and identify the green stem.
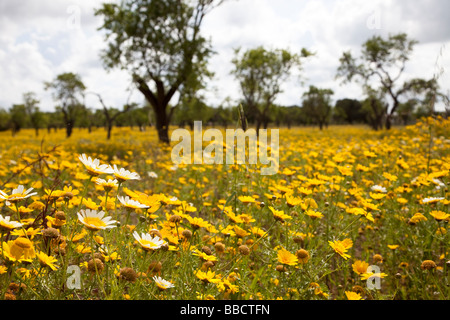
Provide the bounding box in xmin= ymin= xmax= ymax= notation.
xmin=114 ymin=182 xmax=123 ymax=215
xmin=78 ymin=176 xmax=94 ymax=212
xmin=89 ymin=231 xmax=107 ymax=298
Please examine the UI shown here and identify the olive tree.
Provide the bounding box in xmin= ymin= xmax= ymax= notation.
xmin=95 ymin=0 xmax=225 ymax=143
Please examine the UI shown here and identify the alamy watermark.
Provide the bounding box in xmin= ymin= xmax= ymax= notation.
xmin=66 ymin=265 xmax=81 ymax=289
xmin=366 ymin=9 xmax=382 ymax=30
xmin=66 ymin=5 xmax=82 ymax=30
xmin=366 ymin=265 xmax=382 ymax=290
xmin=170 ymin=121 xmax=279 ymax=176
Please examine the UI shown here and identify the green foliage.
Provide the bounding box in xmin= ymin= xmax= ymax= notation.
xmin=9 ymin=104 xmax=28 ymax=135
xmin=23 ymin=92 xmax=47 ymax=136
xmin=45 ymin=72 xmax=87 ymax=138
xmin=334 ymin=99 xmax=364 ymax=124
xmin=231 ymin=46 xmax=312 ymax=130
xmin=302 ymin=85 xmax=334 ymax=130
xmin=361 ymin=87 xmax=387 ymax=131
xmin=0 ymin=108 xmax=10 ymax=131
xmin=336 ymin=33 xmax=443 ymax=129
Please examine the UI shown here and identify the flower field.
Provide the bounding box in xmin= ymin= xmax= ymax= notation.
xmin=0 ymin=117 xmax=449 ymax=300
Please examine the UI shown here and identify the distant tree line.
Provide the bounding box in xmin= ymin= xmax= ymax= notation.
xmin=1 ymin=84 xmax=446 ymax=136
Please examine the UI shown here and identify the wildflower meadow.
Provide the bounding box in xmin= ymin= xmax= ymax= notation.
xmin=0 ymin=117 xmax=448 ymax=301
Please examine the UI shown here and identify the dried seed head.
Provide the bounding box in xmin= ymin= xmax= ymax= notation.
xmin=202 ymin=261 xmax=215 ymax=270
xmin=147 ymin=261 xmax=162 ymax=274
xmin=87 ymin=258 xmax=104 ymax=273
xmin=293 ymin=235 xmax=304 ymax=244
xmin=42 ymin=227 xmax=60 ymax=239
xmin=201 ymin=246 xmax=212 ymax=255
xmin=149 ymin=229 xmax=162 ymax=239
xmin=373 ymin=254 xmax=383 ymax=263
xmin=169 ymin=214 xmax=182 ymax=223
xmin=63 ymin=192 xmax=74 ymax=200
xmin=421 ymin=260 xmax=437 ymax=270
xmin=214 ymin=242 xmax=225 ymax=253
xmin=275 ymin=265 xmax=285 ymax=272
xmin=238 ymin=245 xmax=250 ymax=256
xmin=182 ymin=229 xmax=192 ymax=239
xmin=119 ymin=267 xmax=137 ymax=282
xmin=296 ymin=248 xmax=309 ymax=259
xmin=55 ymin=211 xmax=66 ymax=221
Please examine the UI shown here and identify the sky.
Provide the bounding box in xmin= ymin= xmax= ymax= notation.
xmin=0 ymin=0 xmax=449 ymax=112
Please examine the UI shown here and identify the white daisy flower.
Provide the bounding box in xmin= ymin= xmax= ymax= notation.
xmin=421 ymin=197 xmax=445 ymax=204
xmin=147 ymin=171 xmax=158 ymax=178
xmin=0 ymin=214 xmax=23 ymax=231
xmin=113 ymin=164 xmax=140 ymax=182
xmin=117 ymin=196 xmax=149 ymax=209
xmin=77 ymin=209 xmax=118 ymax=231
xmin=95 ymin=178 xmax=119 ymax=191
xmin=133 ymin=231 xmax=166 ymax=251
xmin=371 ymin=185 xmax=387 ymax=193
xmin=153 ymin=276 xmax=175 ymax=290
xmin=78 ymin=154 xmax=114 ymax=176
xmin=0 ymin=185 xmax=38 ymax=205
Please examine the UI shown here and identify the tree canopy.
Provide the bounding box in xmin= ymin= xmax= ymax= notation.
xmin=336 ymin=33 xmax=442 ymax=129
xmin=44 ymin=72 xmax=86 ymax=138
xmin=95 ymin=0 xmax=225 ymax=143
xmin=231 ymin=46 xmax=312 ymax=131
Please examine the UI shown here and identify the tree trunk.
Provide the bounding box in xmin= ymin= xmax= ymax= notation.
xmin=255 ymin=120 xmax=262 ymax=135
xmin=135 ymin=77 xmax=174 ymax=144
xmin=154 ymin=106 xmax=170 ymax=144
xmin=107 ymin=122 xmax=112 ymax=140
xmin=385 ymin=114 xmax=392 ymax=130
xmin=66 ymin=121 xmax=73 ymax=138
xmin=385 ymin=100 xmax=399 ymax=130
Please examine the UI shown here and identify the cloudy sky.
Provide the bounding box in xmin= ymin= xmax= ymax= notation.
xmin=0 ymin=0 xmax=449 ymax=112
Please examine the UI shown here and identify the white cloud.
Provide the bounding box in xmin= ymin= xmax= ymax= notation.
xmin=0 ymin=0 xmax=449 ymax=112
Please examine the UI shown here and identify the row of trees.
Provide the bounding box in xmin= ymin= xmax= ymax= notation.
xmin=0 ymin=79 xmax=146 ymax=139
xmin=1 ymin=0 xmax=448 ymax=141
xmin=1 ymin=81 xmax=443 ymax=137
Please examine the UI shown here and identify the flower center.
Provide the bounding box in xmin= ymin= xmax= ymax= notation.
xmin=140 ymin=239 xmax=159 ymax=249
xmin=84 ymin=217 xmax=106 ymax=228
